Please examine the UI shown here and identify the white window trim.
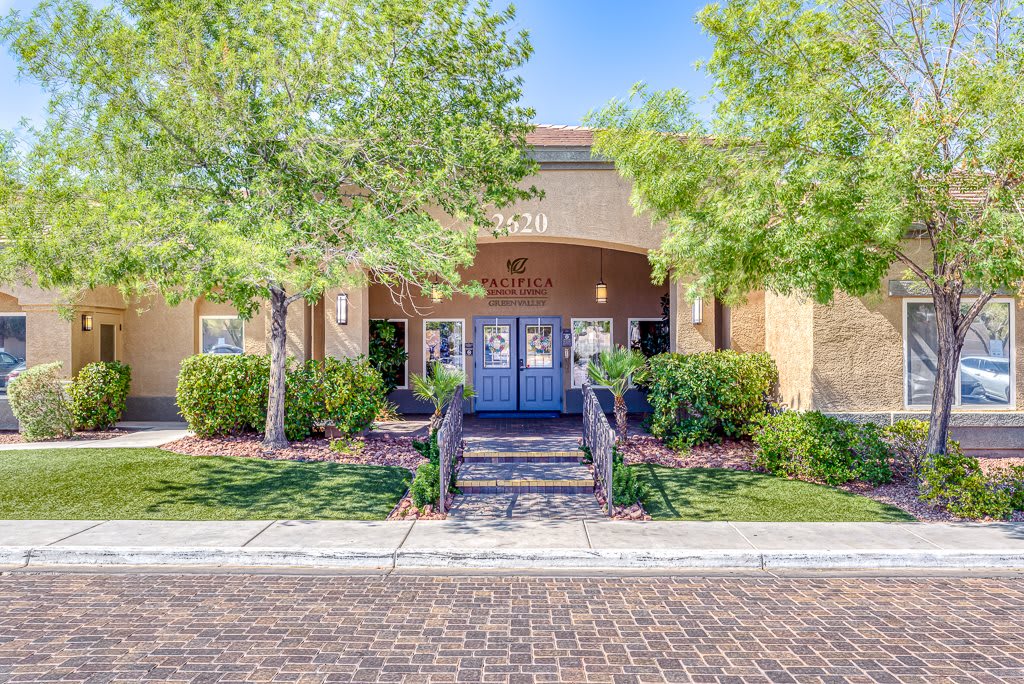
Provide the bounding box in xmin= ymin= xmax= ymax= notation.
xmin=627 ymin=318 xmax=664 ymax=350
xmin=422 ymin=318 xmax=466 ymax=377
xmin=902 ymin=297 xmax=1016 ymax=410
xmin=371 ymin=318 xmax=409 ymax=390
xmin=199 ymin=315 xmax=245 ymax=355
xmin=571 ymin=317 xmax=614 ymax=389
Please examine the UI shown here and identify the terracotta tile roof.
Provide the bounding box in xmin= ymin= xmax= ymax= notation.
xmin=526 ymin=124 xmax=595 ymax=147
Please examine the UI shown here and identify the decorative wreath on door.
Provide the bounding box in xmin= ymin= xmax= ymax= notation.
xmin=487 ymin=333 xmax=508 ymax=353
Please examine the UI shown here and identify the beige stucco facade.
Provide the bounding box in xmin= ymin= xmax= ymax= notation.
xmin=1 ymin=128 xmax=1021 ymax=429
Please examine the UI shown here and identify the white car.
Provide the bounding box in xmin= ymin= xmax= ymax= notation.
xmin=960 ymin=355 xmax=1011 ymax=403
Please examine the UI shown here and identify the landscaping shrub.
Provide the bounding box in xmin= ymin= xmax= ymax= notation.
xmin=645 ymin=351 xmax=778 ymax=448
xmin=369 ymin=319 xmax=409 ymax=394
xmin=919 ymin=451 xmax=1013 ymax=519
xmin=68 ymin=361 xmax=132 ymax=430
xmin=752 ymin=411 xmax=892 ymax=486
xmin=7 ymin=362 xmax=74 ymax=441
xmin=176 ymin=354 xmax=385 ymax=442
xmin=990 ymin=465 xmax=1024 ymax=512
xmin=612 ymin=464 xmax=646 ymax=507
xmin=413 ymin=430 xmax=440 ymax=466
xmin=882 ymin=419 xmax=961 ymax=480
xmin=410 ymin=462 xmax=441 ymax=508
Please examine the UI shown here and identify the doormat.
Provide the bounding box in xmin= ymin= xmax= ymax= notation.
xmin=474 ymin=411 xmax=561 ymax=420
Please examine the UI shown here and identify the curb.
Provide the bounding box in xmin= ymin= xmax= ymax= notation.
xmin=4 ymin=546 xmax=1024 ymax=571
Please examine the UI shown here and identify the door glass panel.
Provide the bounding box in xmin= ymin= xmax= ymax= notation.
xmin=100 ymin=324 xmax=115 ymax=363
xmin=483 ymin=324 xmax=511 ymax=369
xmin=524 ymin=324 xmax=553 ymax=369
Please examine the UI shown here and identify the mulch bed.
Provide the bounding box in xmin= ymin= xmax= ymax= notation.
xmin=0 ymin=429 xmax=133 ymax=444
xmin=162 ymin=434 xmax=425 ymax=471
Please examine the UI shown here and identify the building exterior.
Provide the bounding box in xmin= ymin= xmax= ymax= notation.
xmin=1 ymin=125 xmax=1021 ymax=448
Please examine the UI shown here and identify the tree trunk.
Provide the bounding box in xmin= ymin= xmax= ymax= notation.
xmin=263 ymin=285 xmax=290 ymax=450
xmin=614 ymin=394 xmax=628 ymax=442
xmin=925 ymin=291 xmax=965 ymax=458
xmin=429 ymin=409 xmax=443 ymax=435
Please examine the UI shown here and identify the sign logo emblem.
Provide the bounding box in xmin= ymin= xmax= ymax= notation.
xmin=506 ymin=257 xmax=528 ymax=275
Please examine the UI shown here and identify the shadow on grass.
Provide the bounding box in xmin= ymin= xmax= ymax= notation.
xmin=638 ymin=465 xmax=914 ymax=522
xmin=144 ymin=456 xmax=411 ymax=520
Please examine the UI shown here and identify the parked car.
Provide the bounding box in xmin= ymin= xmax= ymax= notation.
xmin=0 ymin=352 xmax=25 ymax=390
xmin=206 ymin=343 xmax=244 ymax=355
xmin=960 ymin=355 xmax=1011 ymax=403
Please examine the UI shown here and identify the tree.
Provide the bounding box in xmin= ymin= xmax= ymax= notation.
xmin=0 ymin=0 xmax=538 ymax=449
xmin=411 ymin=362 xmax=475 ymax=434
xmin=588 ymin=0 xmax=1024 ymax=457
xmin=587 ymin=346 xmax=647 ymax=441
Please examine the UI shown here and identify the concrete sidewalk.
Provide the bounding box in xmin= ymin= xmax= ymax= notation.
xmin=0 ymin=422 xmax=189 ymax=451
xmin=1 ymin=519 xmax=1023 ymax=571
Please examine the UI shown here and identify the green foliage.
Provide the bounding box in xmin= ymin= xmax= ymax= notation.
xmin=68 ymin=361 xmax=131 ymax=430
xmin=753 ymin=412 xmax=892 ymax=486
xmin=176 ymin=354 xmax=384 ymax=442
xmin=882 ymin=419 xmax=961 ymax=480
xmin=411 ymin=362 xmax=475 ymax=432
xmin=612 ymin=464 xmax=647 ymax=507
xmin=990 ymin=466 xmax=1024 ymax=513
xmin=645 ymin=351 xmax=778 ymax=448
xmin=6 ymin=362 xmax=74 ymax=441
xmin=410 ymin=462 xmax=441 ymax=508
xmin=587 ymin=346 xmax=648 ymax=396
xmin=578 ymin=443 xmax=593 ymax=464
xmin=587 ymin=2 xmax=1024 ymax=457
xmin=920 ymin=452 xmax=1013 ymax=520
xmin=0 ymin=0 xmax=539 ymax=447
xmin=413 ymin=431 xmax=441 ymax=466
xmin=369 ymin=320 xmax=409 ymax=394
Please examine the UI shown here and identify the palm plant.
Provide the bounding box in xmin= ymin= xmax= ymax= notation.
xmin=587 ymin=346 xmax=648 ymax=441
xmin=411 ymin=362 xmax=476 ymax=433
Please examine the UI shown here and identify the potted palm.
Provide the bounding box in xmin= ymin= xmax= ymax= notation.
xmin=587 ymin=346 xmax=648 ymax=441
xmin=411 ymin=362 xmax=476 ymax=433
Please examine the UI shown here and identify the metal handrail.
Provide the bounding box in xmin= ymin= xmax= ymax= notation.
xmin=436 ymin=384 xmax=464 ymax=515
xmin=582 ymin=383 xmax=615 ymax=516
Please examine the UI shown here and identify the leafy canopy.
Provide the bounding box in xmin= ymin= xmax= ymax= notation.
xmin=0 ymin=0 xmax=540 ymax=309
xmin=588 ymin=0 xmax=1024 ymax=306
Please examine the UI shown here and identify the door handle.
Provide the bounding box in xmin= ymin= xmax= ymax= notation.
xmin=519 ymin=359 xmax=525 ymax=370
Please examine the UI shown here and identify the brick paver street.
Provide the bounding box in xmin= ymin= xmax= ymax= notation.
xmin=1 ymin=572 xmax=1022 ymax=683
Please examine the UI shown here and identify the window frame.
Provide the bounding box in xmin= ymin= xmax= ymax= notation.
xmin=902 ymin=297 xmax=1016 ymax=410
xmin=570 ymin=317 xmax=614 ymax=389
xmin=199 ymin=315 xmax=246 ymax=355
xmin=422 ymin=318 xmax=466 ymax=377
xmin=371 ymin=318 xmax=409 ymax=390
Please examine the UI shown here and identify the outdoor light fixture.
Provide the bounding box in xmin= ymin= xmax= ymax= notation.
xmin=595 ymin=249 xmax=608 ymax=304
xmin=336 ymin=294 xmax=348 ymax=325
xmin=81 ymin=314 xmax=93 ymax=332
xmin=430 ymin=282 xmax=443 ymax=304
xmin=691 ymin=297 xmax=703 ymax=324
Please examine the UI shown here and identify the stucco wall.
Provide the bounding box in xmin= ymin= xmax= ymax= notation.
xmin=367 ymin=242 xmax=667 ymax=392
xmin=730 ymin=292 xmax=766 ymax=353
xmin=122 ymin=297 xmax=195 ymax=398
xmin=673 ymin=280 xmax=716 ymax=354
xmin=764 ymin=292 xmax=814 ymax=410
xmin=324 ymin=285 xmax=370 ymax=359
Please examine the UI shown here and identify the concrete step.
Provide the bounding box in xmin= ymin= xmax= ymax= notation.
xmin=456 ymin=462 xmax=593 ymax=494
xmin=446 ymin=493 xmax=606 ymax=520
xmin=462 ymin=450 xmax=581 ymax=463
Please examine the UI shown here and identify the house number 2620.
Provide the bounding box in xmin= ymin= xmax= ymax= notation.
xmin=492 ymin=212 xmax=549 ymax=234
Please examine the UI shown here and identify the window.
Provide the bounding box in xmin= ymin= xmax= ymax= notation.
xmin=628 ymin=318 xmax=670 ymax=357
xmin=0 ymin=313 xmax=26 ymax=395
xmin=571 ymin=318 xmax=612 ymax=388
xmin=370 ymin=319 xmax=408 ymax=389
xmin=200 ymin=316 xmax=245 ymax=355
xmin=424 ymin=319 xmax=465 ymax=374
xmin=904 ymin=298 xmax=1014 ymax=408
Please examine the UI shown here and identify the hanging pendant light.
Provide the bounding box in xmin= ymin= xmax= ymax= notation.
xmin=595 ymin=248 xmax=608 ymax=304
xmin=430 ymin=280 xmax=443 ymax=304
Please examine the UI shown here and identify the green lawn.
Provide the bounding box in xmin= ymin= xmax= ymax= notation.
xmin=0 ymin=448 xmax=411 ymax=520
xmin=637 ymin=465 xmax=915 ymax=522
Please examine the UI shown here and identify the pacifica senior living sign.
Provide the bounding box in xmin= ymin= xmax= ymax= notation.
xmin=481 ymin=258 xmax=552 ymax=308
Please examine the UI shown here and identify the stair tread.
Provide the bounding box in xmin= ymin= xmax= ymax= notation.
xmin=458 ymin=462 xmax=591 ymax=481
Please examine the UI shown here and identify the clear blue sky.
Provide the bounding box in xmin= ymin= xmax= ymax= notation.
xmin=0 ymin=0 xmax=715 ymax=132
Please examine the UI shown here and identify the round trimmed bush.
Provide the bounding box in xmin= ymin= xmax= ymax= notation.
xmin=69 ymin=361 xmax=132 ymax=430
xmin=7 ymin=362 xmax=74 ymax=441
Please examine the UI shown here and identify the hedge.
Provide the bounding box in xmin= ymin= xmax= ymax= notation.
xmin=7 ymin=362 xmax=75 ymax=441
xmin=69 ymin=361 xmax=132 ymax=430
xmin=645 ymin=351 xmax=778 ymax=448
xmin=176 ymin=354 xmax=385 ymax=442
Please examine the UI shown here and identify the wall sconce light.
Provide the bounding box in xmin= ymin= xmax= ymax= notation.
xmin=691 ymin=297 xmax=703 ymax=325
xmin=430 ymin=282 xmax=443 ymax=304
xmin=81 ymin=314 xmax=93 ymax=332
xmin=595 ymin=249 xmax=608 ymax=304
xmin=336 ymin=294 xmax=348 ymax=325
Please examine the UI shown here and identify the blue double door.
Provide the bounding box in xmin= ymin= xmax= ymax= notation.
xmin=473 ymin=316 xmax=562 ymax=413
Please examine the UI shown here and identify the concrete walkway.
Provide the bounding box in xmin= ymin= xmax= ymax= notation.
xmin=1 ymin=519 xmax=1023 ymax=571
xmin=0 ymin=422 xmax=189 ymax=451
